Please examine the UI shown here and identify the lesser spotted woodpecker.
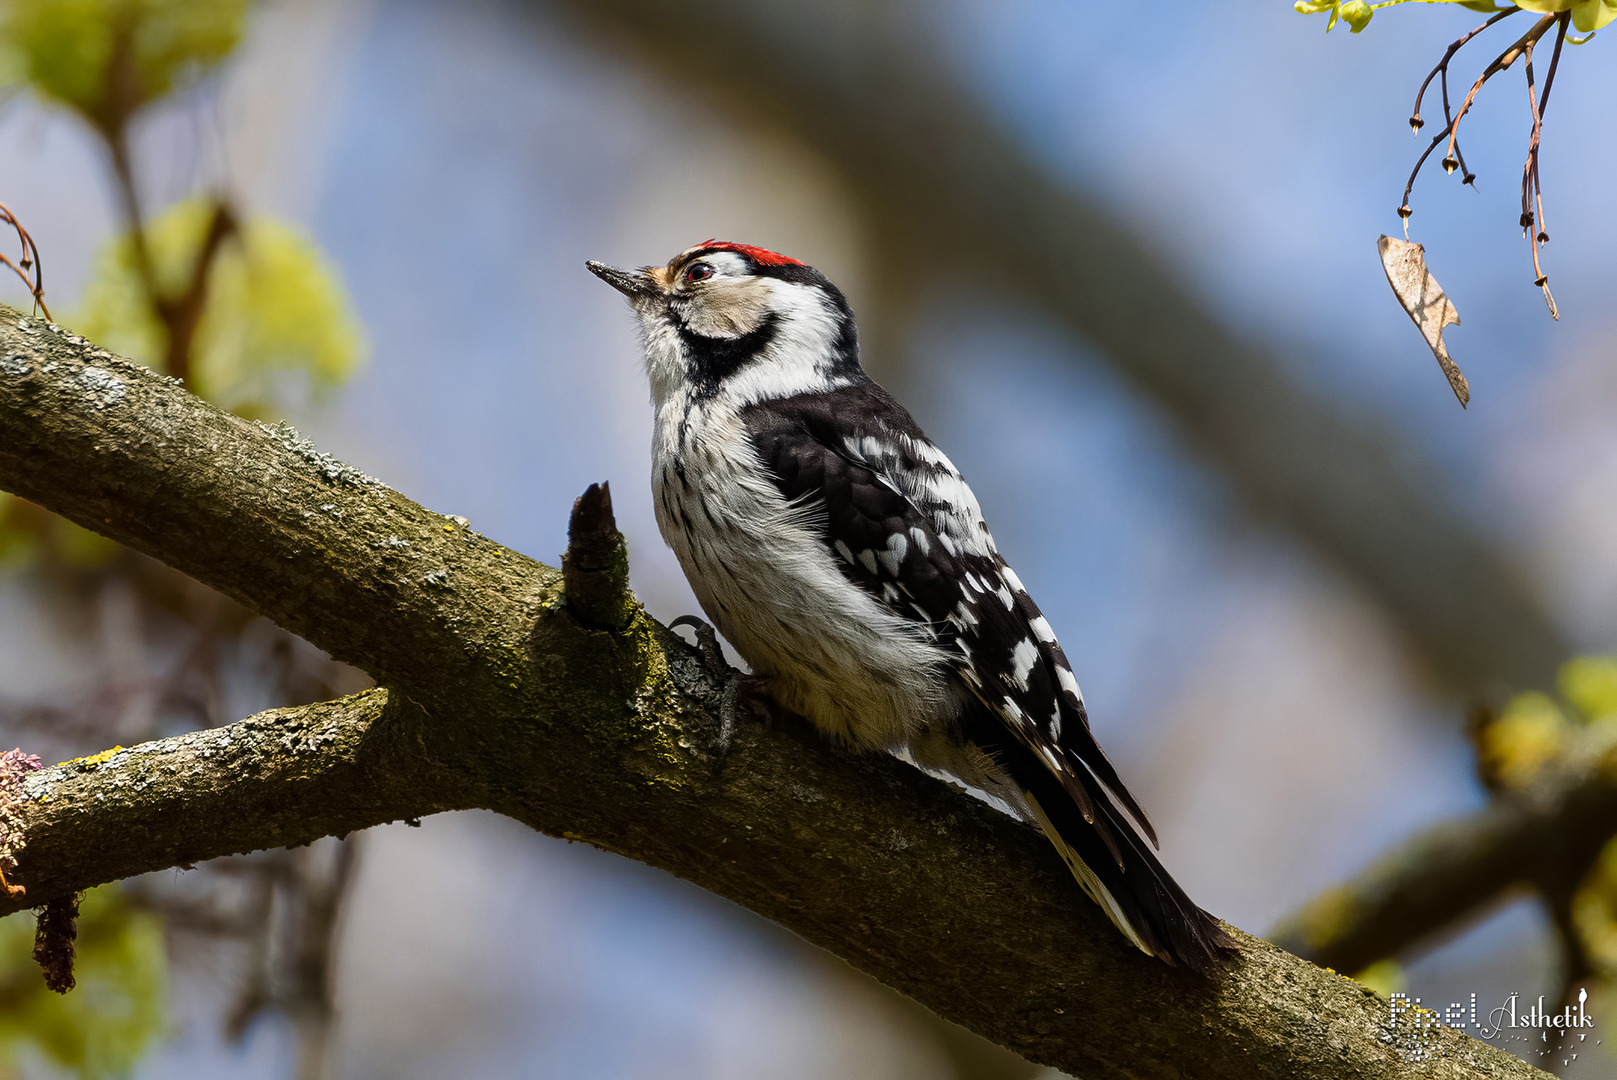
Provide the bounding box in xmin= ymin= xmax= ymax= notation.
xmin=587 ymin=241 xmax=1232 ymax=972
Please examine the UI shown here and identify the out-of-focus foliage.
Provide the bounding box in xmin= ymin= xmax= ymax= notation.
xmin=0 ymin=491 xmax=117 ymax=569
xmin=0 ymin=0 xmax=245 ymax=130
xmin=1479 ymin=658 xmax=1617 ymax=1000
xmin=1517 ymin=0 xmax=1617 ymax=31
xmin=1577 ymin=839 xmax=1617 ymax=972
xmin=1352 ymin=957 xmax=1408 ymax=998
xmin=1477 ymin=656 xmax=1617 ymax=791
xmin=1561 ymin=656 xmax=1617 ymax=720
xmin=1478 ymin=690 xmax=1574 ymax=789
xmin=76 ymin=197 xmax=366 ymax=418
xmin=0 ymin=886 xmax=166 ymax=1078
xmin=1294 ymin=1 xmax=1616 ymax=35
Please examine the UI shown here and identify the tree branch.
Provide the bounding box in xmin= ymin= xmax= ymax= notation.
xmin=1271 ymin=744 xmax=1617 ymax=975
xmin=0 ymin=306 xmax=1551 ymax=1077
xmin=552 ymin=0 xmax=1567 ymax=696
xmin=2 ymin=690 xmax=463 ymax=910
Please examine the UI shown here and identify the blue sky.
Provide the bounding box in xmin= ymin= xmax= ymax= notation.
xmin=3 ymin=1 xmax=1614 ymax=1074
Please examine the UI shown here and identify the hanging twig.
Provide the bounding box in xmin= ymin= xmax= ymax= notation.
xmin=1407 ymin=7 xmax=1518 ymax=189
xmin=1520 ymin=12 xmax=1570 ymax=319
xmin=1397 ymin=11 xmax=1567 ymax=318
xmin=0 ymin=203 xmax=51 ymax=321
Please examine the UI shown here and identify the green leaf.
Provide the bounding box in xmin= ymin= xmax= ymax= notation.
xmin=0 ymin=886 xmax=167 ymax=1078
xmin=1292 ymin=1 xmax=1559 ymax=34
xmin=75 ymin=197 xmax=367 ymax=418
xmin=1482 ymin=689 xmax=1570 ymax=789
xmin=0 ymin=0 xmax=246 ymax=127
xmin=1561 ymin=656 xmax=1617 ymax=722
xmin=1351 ymin=959 xmax=1406 ymax=998
xmin=1341 ymin=1 xmax=1376 ymax=31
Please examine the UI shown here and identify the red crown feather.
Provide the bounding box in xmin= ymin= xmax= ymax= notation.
xmin=694 ymin=240 xmax=805 ymax=267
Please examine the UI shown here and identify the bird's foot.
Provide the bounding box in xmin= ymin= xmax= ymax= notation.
xmin=670 ymin=614 xmax=729 ymax=683
xmin=669 ymin=615 xmax=770 ymax=767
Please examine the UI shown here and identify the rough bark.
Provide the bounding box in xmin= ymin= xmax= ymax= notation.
xmin=0 ymin=307 xmax=1550 ymax=1078
xmin=552 ymin=0 xmax=1567 ymax=696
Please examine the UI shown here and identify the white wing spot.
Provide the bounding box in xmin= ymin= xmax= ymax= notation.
xmin=909 ymin=527 xmax=931 ymax=556
xmin=835 ymin=540 xmax=856 ymax=565
xmin=1001 ymin=696 xmax=1026 ymax=720
xmin=857 ymin=548 xmax=879 ymax=575
xmin=1049 ymin=704 xmax=1063 ymax=742
xmin=996 ymin=585 xmax=1015 ymax=610
xmin=1001 ymin=566 xmax=1026 ymax=593
xmin=1056 ymin=665 xmax=1083 ymax=703
xmin=878 ymin=532 xmax=908 ymax=576
xmin=905 ymin=435 xmax=952 ymax=467
xmin=1030 ymin=615 xmax=1056 ymax=643
xmin=1009 ymin=637 xmax=1040 ymax=691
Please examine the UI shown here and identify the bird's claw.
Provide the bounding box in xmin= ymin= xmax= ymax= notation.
xmin=669 ymin=614 xmax=768 ymax=769
xmin=670 ymin=614 xmax=729 ymax=684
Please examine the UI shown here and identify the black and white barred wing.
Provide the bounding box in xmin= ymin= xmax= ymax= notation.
xmin=740 ymin=388 xmax=1156 ymax=853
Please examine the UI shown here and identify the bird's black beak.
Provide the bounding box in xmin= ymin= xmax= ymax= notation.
xmin=586 ymin=260 xmax=657 ymax=298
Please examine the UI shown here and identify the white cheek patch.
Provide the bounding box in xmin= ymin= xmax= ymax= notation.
xmin=681 ymin=277 xmax=773 ymax=338
xmin=718 ymin=281 xmax=848 ymax=408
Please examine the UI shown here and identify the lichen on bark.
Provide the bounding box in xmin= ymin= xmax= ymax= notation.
xmin=0 ymin=304 xmax=1555 ymax=1079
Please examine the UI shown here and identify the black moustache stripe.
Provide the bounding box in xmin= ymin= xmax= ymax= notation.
xmin=678 ymin=312 xmax=781 ymax=400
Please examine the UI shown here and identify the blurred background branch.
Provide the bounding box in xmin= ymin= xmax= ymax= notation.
xmin=0 ymin=349 xmax=1556 ymax=1078
xmin=0 ymin=0 xmax=1613 ymax=1076
xmin=0 ymin=2 xmax=367 ymax=1077
xmin=1275 ymin=657 xmax=1617 ymax=1036
xmin=556 ymin=0 xmax=1566 ymax=698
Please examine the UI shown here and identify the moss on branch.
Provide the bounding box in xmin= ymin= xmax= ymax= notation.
xmin=0 ymin=305 xmax=1553 ymax=1079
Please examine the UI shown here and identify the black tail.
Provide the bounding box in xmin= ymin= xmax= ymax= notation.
xmin=997 ymin=732 xmax=1235 ymax=974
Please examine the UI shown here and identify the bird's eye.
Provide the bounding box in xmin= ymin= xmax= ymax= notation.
xmin=685 ymin=262 xmax=714 ymax=283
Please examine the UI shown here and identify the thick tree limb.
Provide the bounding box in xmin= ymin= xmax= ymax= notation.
xmin=553 ymin=0 xmax=1566 ymax=695
xmin=1272 ymin=747 xmax=1617 ymax=974
xmin=0 ymin=307 xmax=1549 ymax=1077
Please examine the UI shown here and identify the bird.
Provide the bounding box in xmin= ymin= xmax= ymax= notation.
xmin=587 ymin=241 xmax=1233 ymax=973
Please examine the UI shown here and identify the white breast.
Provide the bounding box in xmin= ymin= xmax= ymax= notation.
xmin=650 ymin=392 xmax=955 ymax=750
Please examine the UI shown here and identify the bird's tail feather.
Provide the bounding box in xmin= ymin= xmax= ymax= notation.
xmin=1016 ymin=746 xmax=1233 ymax=974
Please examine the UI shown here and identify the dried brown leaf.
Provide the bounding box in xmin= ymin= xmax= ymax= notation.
xmin=1377 ymin=235 xmax=1470 ymax=409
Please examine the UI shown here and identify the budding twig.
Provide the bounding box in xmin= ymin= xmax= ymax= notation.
xmin=0 ymin=203 xmax=50 ymax=321
xmin=1398 ymin=12 xmax=1567 ymax=315
xmin=1407 ymin=8 xmax=1517 ymax=188
xmin=1521 ymin=12 xmax=1569 ymax=319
